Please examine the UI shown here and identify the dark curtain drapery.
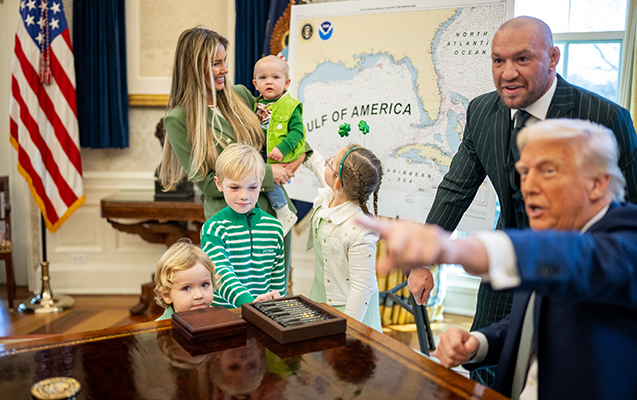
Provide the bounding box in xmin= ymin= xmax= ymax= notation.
xmin=263 ymin=0 xmax=292 ymax=58
xmin=234 ymin=0 xmax=271 ymax=95
xmin=235 ymin=0 xmax=312 ymax=221
xmin=73 ymin=0 xmax=129 ymax=148
xmin=236 ymin=0 xmax=314 ymax=221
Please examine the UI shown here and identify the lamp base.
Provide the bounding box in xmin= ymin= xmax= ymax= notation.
xmin=18 ymin=294 xmax=75 ymax=314
xmin=18 ymin=261 xmax=74 ymax=314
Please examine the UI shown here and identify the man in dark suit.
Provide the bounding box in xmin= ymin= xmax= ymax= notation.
xmin=359 ymin=118 xmax=637 ymax=399
xmin=408 ymin=15 xmax=637 ymax=386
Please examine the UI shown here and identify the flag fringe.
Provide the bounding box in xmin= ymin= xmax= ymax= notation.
xmin=10 ymin=135 xmax=85 ymax=233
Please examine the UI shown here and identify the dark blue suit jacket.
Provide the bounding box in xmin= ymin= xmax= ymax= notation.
xmin=467 ymin=202 xmax=637 ymax=399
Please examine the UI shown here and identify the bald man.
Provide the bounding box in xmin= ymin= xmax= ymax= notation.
xmin=410 ymin=16 xmax=637 ymax=386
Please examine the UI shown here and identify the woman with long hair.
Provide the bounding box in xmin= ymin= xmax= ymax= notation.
xmin=160 ymin=27 xmax=306 ymax=218
xmin=160 ymin=27 xmax=312 ymax=281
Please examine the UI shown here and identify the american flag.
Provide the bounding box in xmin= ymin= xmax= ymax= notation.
xmin=9 ymin=0 xmax=84 ymax=233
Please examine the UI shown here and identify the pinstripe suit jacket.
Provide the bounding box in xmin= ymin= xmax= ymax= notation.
xmin=426 ymin=75 xmax=637 ymax=231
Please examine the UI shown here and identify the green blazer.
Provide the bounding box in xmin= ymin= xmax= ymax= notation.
xmin=164 ymin=85 xmax=310 ymax=220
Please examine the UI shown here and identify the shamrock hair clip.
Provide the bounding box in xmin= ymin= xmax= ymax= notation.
xmin=338 ymin=123 xmax=351 ymax=137
xmin=358 ymin=120 xmax=370 ymax=135
xmin=338 ymin=120 xmax=370 ymax=137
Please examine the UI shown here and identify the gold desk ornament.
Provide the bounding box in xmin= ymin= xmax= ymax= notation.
xmin=31 ymin=377 xmax=81 ymax=399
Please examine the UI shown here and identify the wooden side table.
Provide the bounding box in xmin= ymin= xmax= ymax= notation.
xmin=100 ymin=190 xmax=206 ymax=315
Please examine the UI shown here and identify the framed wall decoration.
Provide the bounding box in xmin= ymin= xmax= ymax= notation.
xmin=126 ymin=0 xmax=235 ymax=106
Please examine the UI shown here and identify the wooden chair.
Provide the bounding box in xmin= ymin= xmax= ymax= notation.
xmin=0 ymin=176 xmax=15 ymax=310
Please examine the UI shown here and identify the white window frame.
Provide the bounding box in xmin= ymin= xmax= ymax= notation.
xmin=554 ymin=32 xmax=624 ymax=101
xmin=514 ymin=1 xmax=630 ymax=103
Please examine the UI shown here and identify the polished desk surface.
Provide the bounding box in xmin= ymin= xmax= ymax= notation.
xmin=0 ymin=310 xmax=506 ymax=400
xmin=100 ymin=189 xmax=206 ymax=222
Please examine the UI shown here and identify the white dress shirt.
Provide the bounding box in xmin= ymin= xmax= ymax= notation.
xmin=511 ymin=76 xmax=557 ymax=126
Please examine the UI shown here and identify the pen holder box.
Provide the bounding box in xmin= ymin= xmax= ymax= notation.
xmin=172 ymin=306 xmax=247 ymax=343
xmin=241 ymin=295 xmax=346 ymax=344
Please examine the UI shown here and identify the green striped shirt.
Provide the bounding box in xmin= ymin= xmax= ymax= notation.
xmin=201 ymin=205 xmax=286 ymax=308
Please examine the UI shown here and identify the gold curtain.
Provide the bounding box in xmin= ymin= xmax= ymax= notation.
xmin=376 ymin=238 xmax=446 ymax=326
xmin=376 ymin=238 xmax=414 ymax=326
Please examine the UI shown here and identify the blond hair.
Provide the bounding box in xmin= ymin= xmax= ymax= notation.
xmin=160 ymin=27 xmax=264 ymax=190
xmin=211 ymin=337 xmax=267 ymax=395
xmin=154 ymin=238 xmax=216 ymax=309
xmin=517 ymin=118 xmax=626 ymax=201
xmin=253 ymin=55 xmax=290 ymax=79
xmin=215 ymin=143 xmax=265 ymax=185
xmin=338 ymin=144 xmax=383 ymax=215
xmin=156 ymin=332 xmax=211 ymax=370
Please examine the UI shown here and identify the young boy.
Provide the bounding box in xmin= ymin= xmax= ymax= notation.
xmin=154 ymin=238 xmax=217 ymax=321
xmin=253 ymin=55 xmax=305 ymax=234
xmin=201 ymin=143 xmax=286 ymax=309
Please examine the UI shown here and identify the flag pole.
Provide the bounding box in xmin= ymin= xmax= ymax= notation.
xmin=18 ymin=215 xmax=74 ymax=313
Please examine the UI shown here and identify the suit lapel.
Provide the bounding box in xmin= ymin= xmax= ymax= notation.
xmin=491 ymin=99 xmax=514 ymax=225
xmin=494 ymin=99 xmax=512 ymax=164
xmin=493 ymin=75 xmax=573 ymax=228
xmin=546 ymin=75 xmax=575 ymax=119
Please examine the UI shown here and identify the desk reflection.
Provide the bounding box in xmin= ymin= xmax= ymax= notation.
xmin=0 ymin=312 xmax=506 ymax=399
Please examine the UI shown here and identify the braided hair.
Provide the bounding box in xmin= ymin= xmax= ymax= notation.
xmin=339 ymin=144 xmax=383 ymax=215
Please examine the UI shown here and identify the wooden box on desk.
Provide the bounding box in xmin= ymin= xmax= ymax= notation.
xmin=242 ymin=295 xmax=346 ymax=344
xmin=172 ymin=306 xmax=246 ymax=343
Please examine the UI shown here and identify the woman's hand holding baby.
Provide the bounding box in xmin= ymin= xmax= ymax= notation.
xmin=271 ymin=165 xmax=292 ymax=185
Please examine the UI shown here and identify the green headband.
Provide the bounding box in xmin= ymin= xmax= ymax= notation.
xmin=339 ymin=147 xmax=362 ymax=186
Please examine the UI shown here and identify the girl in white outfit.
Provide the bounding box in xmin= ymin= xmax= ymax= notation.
xmin=308 ymin=144 xmax=383 ymax=331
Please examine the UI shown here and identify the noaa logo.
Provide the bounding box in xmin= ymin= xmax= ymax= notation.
xmin=318 ymin=20 xmax=333 ymax=40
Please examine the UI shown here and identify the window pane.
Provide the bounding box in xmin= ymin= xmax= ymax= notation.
xmin=515 ymin=0 xmax=627 ymax=33
xmin=514 ymin=0 xmax=569 ymax=33
xmin=569 ymin=0 xmax=628 ymax=32
xmin=566 ymin=42 xmax=621 ymax=102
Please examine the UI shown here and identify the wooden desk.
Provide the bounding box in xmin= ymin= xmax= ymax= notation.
xmin=100 ymin=190 xmax=206 ymax=315
xmin=0 ymin=311 xmax=506 ymax=400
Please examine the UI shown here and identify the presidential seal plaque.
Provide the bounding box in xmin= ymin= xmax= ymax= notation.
xmin=31 ymin=377 xmax=80 ymax=399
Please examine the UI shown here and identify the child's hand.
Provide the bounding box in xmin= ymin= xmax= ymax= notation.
xmin=254 ymin=290 xmax=282 ymax=302
xmin=282 ymin=153 xmax=306 ymax=175
xmin=268 ymin=148 xmax=284 ymax=162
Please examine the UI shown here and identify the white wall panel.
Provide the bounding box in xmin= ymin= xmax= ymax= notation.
xmin=44 ymin=172 xmax=164 ymax=294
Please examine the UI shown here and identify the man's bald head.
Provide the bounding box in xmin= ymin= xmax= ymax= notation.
xmin=497 ymin=16 xmax=554 ymax=49
xmin=491 ymin=16 xmax=560 ymax=109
